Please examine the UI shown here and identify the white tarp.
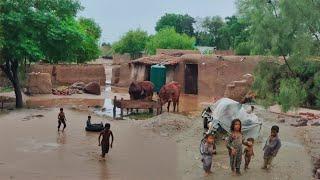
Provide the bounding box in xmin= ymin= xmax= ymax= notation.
xmin=203 ymin=98 xmax=262 ymax=139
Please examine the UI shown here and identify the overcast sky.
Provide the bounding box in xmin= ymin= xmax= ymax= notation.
xmin=79 ymin=0 xmax=236 ymax=43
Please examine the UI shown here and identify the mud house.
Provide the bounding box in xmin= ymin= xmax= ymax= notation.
xmin=113 ymin=53 xmax=262 ymax=98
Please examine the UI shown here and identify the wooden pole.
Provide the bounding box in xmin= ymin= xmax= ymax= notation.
xmin=113 ymin=96 xmax=117 ymax=119
xmin=120 ymin=98 xmax=124 ymax=119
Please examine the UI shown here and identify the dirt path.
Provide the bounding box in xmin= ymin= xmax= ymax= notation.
xmin=176 ymin=106 xmax=312 ymax=180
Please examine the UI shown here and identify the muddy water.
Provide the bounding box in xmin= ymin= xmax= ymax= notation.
xmin=177 ymin=108 xmax=313 ymax=180
xmin=0 ymin=109 xmax=177 ymax=180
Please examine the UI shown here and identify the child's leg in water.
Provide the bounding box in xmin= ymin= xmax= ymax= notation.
xmin=202 ymin=155 xmax=212 ymax=176
xmin=235 ymin=153 xmax=242 ymax=175
xmin=245 ymin=156 xmax=251 ymax=170
xmin=101 ymin=142 xmax=109 ymax=158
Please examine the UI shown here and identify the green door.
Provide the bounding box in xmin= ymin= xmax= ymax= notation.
xmin=150 ymin=64 xmax=166 ymax=93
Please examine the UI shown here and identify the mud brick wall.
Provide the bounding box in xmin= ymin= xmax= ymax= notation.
xmin=156 ymin=49 xmax=200 ymax=56
xmin=29 ymin=64 xmax=106 ymax=86
xmin=175 ymin=55 xmax=261 ymax=97
xmin=113 ymin=53 xmax=131 ymax=64
xmin=214 ymin=50 xmax=235 ymax=56
xmin=224 ymin=74 xmax=254 ymax=102
xmin=27 ymin=73 xmax=52 ymax=94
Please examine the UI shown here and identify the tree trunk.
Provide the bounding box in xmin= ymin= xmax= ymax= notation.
xmin=0 ymin=59 xmax=23 ymax=108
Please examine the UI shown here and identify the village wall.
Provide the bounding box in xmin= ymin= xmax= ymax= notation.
xmin=28 ymin=64 xmax=106 ymax=86
xmin=116 ymin=63 xmax=132 ymax=87
xmin=113 ymin=53 xmax=131 ymax=64
xmin=156 ymin=49 xmax=200 ymax=56
xmin=177 ymin=55 xmax=261 ymax=97
xmin=214 ymin=50 xmax=235 ymax=56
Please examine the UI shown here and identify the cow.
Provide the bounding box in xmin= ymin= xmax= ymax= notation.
xmin=158 ymin=81 xmax=181 ymax=113
xmin=128 ymin=81 xmax=155 ymax=101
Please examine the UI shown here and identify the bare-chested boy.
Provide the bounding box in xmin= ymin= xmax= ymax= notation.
xmin=58 ymin=108 xmax=66 ymax=131
xmin=98 ymin=123 xmax=114 ymax=158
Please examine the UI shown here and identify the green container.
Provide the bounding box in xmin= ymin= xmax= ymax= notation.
xmin=150 ymin=64 xmax=166 ymax=92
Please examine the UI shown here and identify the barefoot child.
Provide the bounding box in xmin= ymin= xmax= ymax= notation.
xmin=262 ymin=125 xmax=281 ymax=170
xmin=98 ymin=123 xmax=114 ymax=158
xmin=58 ymin=108 xmax=66 ymax=131
xmin=226 ymin=119 xmax=245 ymax=175
xmin=244 ymin=138 xmax=255 ymax=170
xmin=200 ymin=133 xmax=216 ymax=176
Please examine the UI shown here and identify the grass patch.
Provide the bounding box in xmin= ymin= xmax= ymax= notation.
xmin=128 ymin=112 xmax=154 ymax=120
xmin=0 ymin=86 xmax=13 ymax=93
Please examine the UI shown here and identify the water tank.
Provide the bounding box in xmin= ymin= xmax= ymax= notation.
xmin=150 ymin=64 xmax=166 ymax=93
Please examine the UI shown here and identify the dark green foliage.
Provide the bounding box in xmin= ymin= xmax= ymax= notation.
xmin=241 ymin=0 xmax=320 ymax=111
xmin=155 ymin=13 xmax=195 ymax=37
xmin=145 ymin=28 xmax=196 ymax=55
xmin=112 ymin=29 xmax=149 ymax=59
xmin=195 ymin=15 xmax=250 ymax=51
xmin=0 ymin=0 xmax=101 ymax=107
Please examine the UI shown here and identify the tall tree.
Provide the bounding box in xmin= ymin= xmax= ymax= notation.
xmin=155 ymin=13 xmax=195 ymax=37
xmin=237 ymin=0 xmax=320 ymax=111
xmin=195 ymin=16 xmax=225 ymax=48
xmin=0 ymin=0 xmax=101 ymax=108
xmin=112 ymin=29 xmax=149 ymax=59
xmin=146 ymin=27 xmax=195 ymax=55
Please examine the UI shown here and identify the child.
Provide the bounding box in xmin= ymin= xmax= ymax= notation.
xmin=58 ymin=108 xmax=66 ymax=131
xmin=86 ymin=116 xmax=92 ymax=126
xmin=98 ymin=123 xmax=114 ymax=158
xmin=262 ymin=125 xmax=281 ymax=170
xmin=226 ymin=119 xmax=245 ymax=175
xmin=200 ymin=133 xmax=216 ymax=176
xmin=243 ymin=138 xmax=255 ymax=170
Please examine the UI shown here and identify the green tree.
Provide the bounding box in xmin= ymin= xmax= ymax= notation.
xmin=195 ymin=16 xmax=224 ymax=47
xmin=146 ymin=28 xmax=196 ymax=55
xmin=238 ymin=0 xmax=320 ymax=111
xmin=155 ymin=13 xmax=195 ymax=37
xmin=0 ymin=0 xmax=101 ymax=108
xmin=76 ymin=18 xmax=102 ymax=63
xmin=112 ymin=29 xmax=149 ymax=59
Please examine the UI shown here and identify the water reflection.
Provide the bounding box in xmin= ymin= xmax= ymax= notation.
xmin=57 ymin=131 xmax=67 ymax=144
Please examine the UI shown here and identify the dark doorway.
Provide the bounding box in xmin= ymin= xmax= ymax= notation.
xmin=185 ymin=64 xmax=198 ymax=94
xmin=145 ymin=66 xmax=151 ymax=81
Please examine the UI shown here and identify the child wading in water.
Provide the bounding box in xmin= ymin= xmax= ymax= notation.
xmin=226 ymin=119 xmax=247 ymax=175
xmin=243 ymin=138 xmax=255 ymax=170
xmin=200 ymin=133 xmax=216 ymax=176
xmin=262 ymin=125 xmax=281 ymax=170
xmin=98 ymin=123 xmax=114 ymax=158
xmin=57 ymin=108 xmax=66 ymax=131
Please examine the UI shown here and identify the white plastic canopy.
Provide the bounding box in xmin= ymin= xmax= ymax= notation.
xmin=204 ymin=98 xmax=262 ymax=139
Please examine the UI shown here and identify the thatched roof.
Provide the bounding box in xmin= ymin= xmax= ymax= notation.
xmin=130 ymin=54 xmax=181 ymax=65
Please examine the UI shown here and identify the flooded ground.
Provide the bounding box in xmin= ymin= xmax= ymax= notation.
xmin=0 ymin=108 xmax=177 ymax=180
xmin=176 ymin=106 xmax=313 ymax=180
xmin=0 ymin=106 xmax=313 ymax=180
xmin=0 ymin=61 xmax=315 ymax=179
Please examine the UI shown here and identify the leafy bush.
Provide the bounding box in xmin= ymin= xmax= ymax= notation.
xmin=112 ymin=29 xmax=149 ymax=59
xmin=235 ymin=42 xmax=251 ymax=55
xmin=277 ymin=78 xmax=307 ymax=112
xmin=146 ymin=28 xmax=195 ymax=55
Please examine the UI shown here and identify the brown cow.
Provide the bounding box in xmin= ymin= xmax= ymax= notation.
xmin=129 ymin=81 xmax=154 ymax=101
xmin=158 ymin=81 xmax=181 ymax=113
